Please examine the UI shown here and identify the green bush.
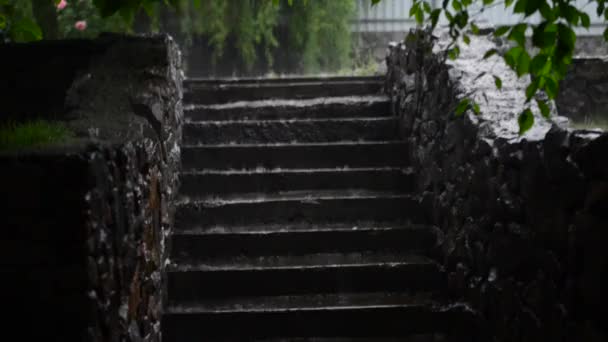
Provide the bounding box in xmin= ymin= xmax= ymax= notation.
xmin=56 ymin=0 xmax=128 ymax=39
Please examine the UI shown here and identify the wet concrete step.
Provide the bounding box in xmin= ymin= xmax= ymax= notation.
xmin=167 ymin=254 xmax=443 ymax=302
xmin=181 ymin=141 xmax=409 ymax=171
xmin=182 ymin=117 xmax=399 ymax=144
xmin=163 ymin=293 xmax=475 ymax=340
xmin=179 ymin=167 xmax=414 ymax=198
xmin=184 ymin=96 xmax=391 ymax=122
xmin=171 ymin=222 xmax=438 ymax=261
xmin=175 ymin=191 xmax=424 ymax=226
xmin=184 ymin=80 xmax=384 ymax=105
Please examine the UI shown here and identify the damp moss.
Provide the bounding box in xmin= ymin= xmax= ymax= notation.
xmin=0 ymin=120 xmax=74 ymax=151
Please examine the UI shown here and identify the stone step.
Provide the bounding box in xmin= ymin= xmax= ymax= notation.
xmin=175 ymin=191 xmax=424 ymax=226
xmin=179 ymin=167 xmax=414 ymax=198
xmin=184 ymin=96 xmax=391 ymax=122
xmin=247 ymin=337 xmax=449 ymax=342
xmin=185 ymin=75 xmax=385 ymax=86
xmin=167 ymin=253 xmax=443 ymax=302
xmin=181 ymin=141 xmax=409 ymax=171
xmin=182 ymin=117 xmax=399 ymax=144
xmin=248 ymin=337 xmax=449 ymax=342
xmin=171 ymin=222 xmax=438 ymax=261
xmin=184 ymin=79 xmax=384 ymax=105
xmin=162 ymin=293 xmax=475 ymax=340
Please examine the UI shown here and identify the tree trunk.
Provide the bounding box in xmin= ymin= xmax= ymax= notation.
xmin=31 ymin=0 xmax=59 ymax=40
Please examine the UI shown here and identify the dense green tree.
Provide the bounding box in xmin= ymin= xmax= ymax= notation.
xmin=0 ymin=0 xmax=355 ymax=74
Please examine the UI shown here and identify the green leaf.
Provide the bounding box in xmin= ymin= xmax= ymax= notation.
xmin=455 ymin=98 xmax=470 ymax=116
xmin=580 ymin=13 xmax=591 ymax=28
xmin=452 ymin=0 xmax=462 ymax=11
xmin=445 ymin=10 xmax=454 ymax=21
xmin=524 ymin=0 xmax=540 ymax=16
xmin=538 ymin=2 xmax=554 ymax=21
xmin=544 ymin=76 xmax=559 ymax=99
xmin=513 ymin=0 xmax=525 ymax=13
xmin=483 ymin=48 xmax=498 ymax=59
xmin=505 ymin=0 xmax=515 ymax=7
xmin=448 ymin=45 xmax=460 ymax=60
xmin=514 ymin=0 xmax=539 ymax=15
xmin=430 ymin=9 xmax=442 ymax=28
xmin=532 ymin=22 xmax=557 ymax=48
xmin=463 ymin=34 xmax=470 ymax=45
xmin=494 ymin=75 xmax=503 ymax=89
xmin=371 ymin=0 xmax=382 ymax=5
xmin=415 ymin=7 xmax=424 ymax=24
xmin=530 ymin=54 xmax=548 ymax=75
xmin=518 ymin=108 xmax=534 ymax=134
xmin=562 ymin=4 xmax=579 ymax=25
xmin=423 ymin=1 xmax=432 ymax=13
xmin=483 ymin=0 xmax=494 ymax=4
xmin=471 ymin=22 xmax=480 ymax=35
xmin=504 ymin=46 xmax=523 ymax=68
xmin=494 ymin=25 xmax=510 ymax=37
xmin=604 ymin=27 xmax=608 ymax=42
xmin=516 ymin=50 xmax=531 ymax=76
xmin=557 ymin=23 xmax=576 ymax=50
xmin=410 ymin=2 xmax=420 ymax=17
xmin=526 ymin=77 xmax=539 ymax=101
xmin=0 ymin=13 xmax=6 ymax=30
xmin=508 ymin=23 xmax=527 ymax=46
xmin=473 ymin=101 xmax=481 ymax=115
xmin=539 ymin=59 xmax=552 ymax=75
xmin=456 ymin=11 xmax=469 ymax=29
xmin=536 ymin=99 xmax=551 ymax=118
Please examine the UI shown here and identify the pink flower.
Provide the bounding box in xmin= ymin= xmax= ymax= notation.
xmin=56 ymin=0 xmax=67 ymax=10
xmin=74 ymin=20 xmax=87 ymax=31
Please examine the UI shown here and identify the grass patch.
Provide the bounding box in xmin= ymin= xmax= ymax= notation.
xmin=0 ymin=120 xmax=74 ymax=151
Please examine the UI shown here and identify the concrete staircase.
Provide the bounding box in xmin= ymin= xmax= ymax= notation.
xmin=163 ymin=76 xmax=476 ymax=341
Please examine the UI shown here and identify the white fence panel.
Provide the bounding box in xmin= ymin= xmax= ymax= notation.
xmin=353 ymin=0 xmax=606 ymax=35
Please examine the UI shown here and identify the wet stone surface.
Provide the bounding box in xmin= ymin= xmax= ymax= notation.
xmin=386 ymin=28 xmax=608 ymax=341
xmin=0 ymin=34 xmax=183 ymax=342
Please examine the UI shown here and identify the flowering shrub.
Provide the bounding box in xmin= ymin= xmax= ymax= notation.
xmin=56 ymin=0 xmax=126 ymax=39
xmin=74 ymin=20 xmax=86 ymax=31
xmin=56 ymin=0 xmax=67 ymax=11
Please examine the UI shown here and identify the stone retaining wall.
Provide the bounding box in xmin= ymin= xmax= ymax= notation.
xmin=0 ymin=34 xmax=182 ymax=342
xmin=556 ymin=56 xmax=608 ymax=122
xmin=386 ymin=29 xmax=608 ymax=341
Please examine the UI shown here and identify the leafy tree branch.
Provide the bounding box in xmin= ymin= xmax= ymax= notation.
xmin=375 ymin=0 xmax=608 ymax=133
